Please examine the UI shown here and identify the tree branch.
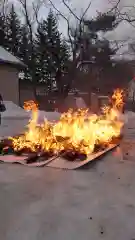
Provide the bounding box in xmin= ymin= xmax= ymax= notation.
xmin=107 ymin=0 xmax=135 ymax=27
xmin=32 ymin=0 xmax=44 ymax=25
xmin=62 ymin=0 xmax=80 ymax=21
xmin=48 ymin=0 xmax=93 ymax=58
xmin=80 ymin=1 xmax=92 ymax=21
xmin=107 ymin=0 xmax=121 ymax=14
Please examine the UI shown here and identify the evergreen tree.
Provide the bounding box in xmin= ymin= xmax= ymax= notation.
xmin=0 ymin=13 xmax=8 ymax=47
xmin=54 ymin=38 xmax=70 ymax=72
xmin=36 ymin=9 xmax=70 ymax=92
xmin=6 ymin=4 xmax=22 ymax=57
xmin=36 ymin=9 xmax=61 ymax=90
xmin=19 ymin=25 xmax=32 ymax=81
xmin=36 ymin=19 xmax=51 ymax=88
xmin=0 ymin=5 xmax=70 ymax=91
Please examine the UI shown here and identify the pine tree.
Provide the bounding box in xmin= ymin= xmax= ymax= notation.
xmin=19 ymin=25 xmax=32 ymax=81
xmin=0 ymin=13 xmax=8 ymax=47
xmin=36 ymin=9 xmax=70 ymax=92
xmin=59 ymin=39 xmax=70 ymax=72
xmin=42 ymin=9 xmax=61 ymax=90
xmin=36 ymin=19 xmax=50 ymax=87
xmin=6 ymin=4 xmax=22 ymax=57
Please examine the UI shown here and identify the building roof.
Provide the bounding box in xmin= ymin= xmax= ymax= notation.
xmin=0 ymin=46 xmax=26 ymax=68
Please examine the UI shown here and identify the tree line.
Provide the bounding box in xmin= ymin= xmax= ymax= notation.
xmin=0 ymin=0 xmax=133 ymax=98
xmin=0 ymin=4 xmax=70 ymax=94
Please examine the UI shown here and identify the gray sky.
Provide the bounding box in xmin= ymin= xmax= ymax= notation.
xmin=42 ymin=0 xmax=135 ymax=39
xmin=11 ymin=0 xmax=135 ymax=59
xmin=45 ymin=0 xmax=135 ymax=59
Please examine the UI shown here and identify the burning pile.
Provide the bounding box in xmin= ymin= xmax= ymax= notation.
xmin=1 ymin=89 xmax=125 ymax=161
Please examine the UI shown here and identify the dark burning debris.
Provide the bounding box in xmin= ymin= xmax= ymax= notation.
xmin=0 ymin=134 xmax=121 ymax=164
xmin=0 ymin=137 xmax=54 ymax=164
xmin=0 ymin=89 xmax=124 ymax=165
xmin=62 ymin=151 xmax=87 ymax=161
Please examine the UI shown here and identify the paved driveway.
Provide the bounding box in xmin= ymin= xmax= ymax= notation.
xmin=0 ymin=115 xmax=135 ymax=240
xmin=0 ymin=150 xmax=135 ymax=240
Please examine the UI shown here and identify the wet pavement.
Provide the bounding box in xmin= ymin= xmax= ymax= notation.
xmin=0 ymin=116 xmax=135 ymax=240
xmin=0 ymin=148 xmax=135 ymax=240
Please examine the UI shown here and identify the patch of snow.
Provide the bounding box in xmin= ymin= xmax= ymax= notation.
xmin=29 ymin=110 xmax=61 ymax=124
xmin=1 ymin=102 xmax=61 ymax=133
xmin=0 ymin=110 xmax=61 ymax=139
xmin=1 ymin=100 xmax=61 ymax=121
xmin=1 ymin=101 xmax=30 ymax=119
xmin=0 ymin=119 xmax=28 ymax=139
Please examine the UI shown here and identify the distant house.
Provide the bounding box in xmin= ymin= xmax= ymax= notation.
xmin=0 ymin=46 xmax=26 ymax=105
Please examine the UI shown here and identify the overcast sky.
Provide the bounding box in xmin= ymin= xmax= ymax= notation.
xmin=43 ymin=0 xmax=135 ymax=59
xmin=11 ymin=0 xmax=135 ymax=59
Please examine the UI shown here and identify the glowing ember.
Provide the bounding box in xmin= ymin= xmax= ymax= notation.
xmin=9 ymin=89 xmax=124 ymax=156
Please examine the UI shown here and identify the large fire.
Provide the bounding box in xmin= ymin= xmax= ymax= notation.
xmin=9 ymin=89 xmax=124 ymax=156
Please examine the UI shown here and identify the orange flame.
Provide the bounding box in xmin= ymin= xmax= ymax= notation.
xmin=10 ymin=89 xmax=124 ymax=155
xmin=111 ymin=88 xmax=125 ymax=111
xmin=23 ymin=100 xmax=38 ymax=111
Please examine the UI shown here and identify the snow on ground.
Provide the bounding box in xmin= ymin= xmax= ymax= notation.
xmin=1 ymin=101 xmax=135 ymax=124
xmin=1 ymin=101 xmax=135 ymax=139
xmin=0 ymin=101 xmax=61 ymax=138
xmin=31 ymin=110 xmax=61 ymax=124
xmin=1 ymin=101 xmax=30 ymax=119
xmin=1 ymin=101 xmax=61 ymax=122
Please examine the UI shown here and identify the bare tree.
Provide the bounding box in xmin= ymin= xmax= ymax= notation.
xmin=17 ymin=0 xmax=44 ymax=46
xmin=107 ymin=0 xmax=135 ymax=27
xmin=46 ymin=0 xmax=93 ymax=94
xmin=16 ymin=0 xmax=44 ymax=98
xmin=47 ymin=0 xmax=125 ymax=95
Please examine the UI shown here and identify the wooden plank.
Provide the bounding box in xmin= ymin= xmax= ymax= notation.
xmin=46 ymin=144 xmax=117 ymax=170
